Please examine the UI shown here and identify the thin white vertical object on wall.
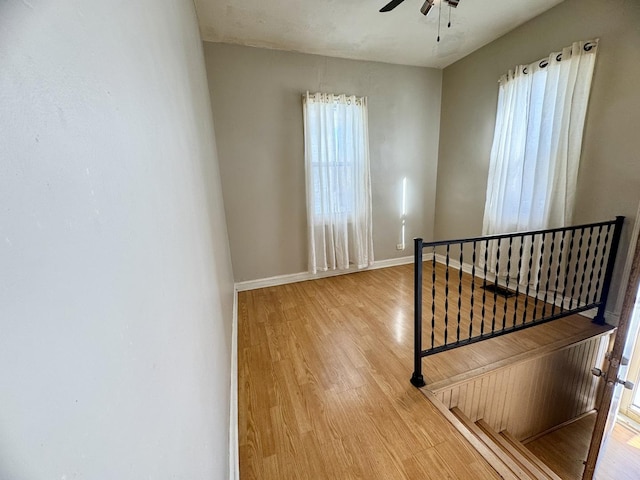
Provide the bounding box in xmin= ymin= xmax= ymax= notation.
xmin=303 ymin=92 xmax=374 ymax=274
xmin=482 ymin=40 xmax=598 ymax=279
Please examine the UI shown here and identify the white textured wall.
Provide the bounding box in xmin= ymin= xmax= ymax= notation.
xmin=204 ymin=43 xmax=442 ymax=282
xmin=0 ymin=1 xmax=234 ymax=478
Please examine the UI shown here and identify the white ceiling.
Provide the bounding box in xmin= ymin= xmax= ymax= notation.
xmin=194 ymin=0 xmax=564 ymax=68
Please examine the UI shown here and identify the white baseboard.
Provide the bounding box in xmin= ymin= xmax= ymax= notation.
xmin=234 ymin=253 xmax=434 ymax=292
xmin=606 ymin=311 xmax=620 ymax=325
xmin=229 ymin=288 xmax=239 ymax=480
xmin=434 ymin=253 xmax=489 ymax=278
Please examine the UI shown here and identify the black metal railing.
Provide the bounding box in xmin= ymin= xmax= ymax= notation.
xmin=410 ymin=216 xmax=624 ymax=388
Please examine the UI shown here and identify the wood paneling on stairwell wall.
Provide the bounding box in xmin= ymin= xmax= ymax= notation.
xmin=433 ymin=333 xmax=611 ymax=441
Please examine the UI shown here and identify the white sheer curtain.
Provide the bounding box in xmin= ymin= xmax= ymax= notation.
xmin=303 ymin=92 xmax=374 ymax=274
xmin=481 ymin=40 xmax=598 ymax=280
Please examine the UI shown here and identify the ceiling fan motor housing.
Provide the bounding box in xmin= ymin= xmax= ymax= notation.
xmin=420 ymin=0 xmax=435 ymax=15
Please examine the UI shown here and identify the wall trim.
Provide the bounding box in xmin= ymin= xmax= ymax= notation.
xmin=234 ymin=254 xmax=433 ymax=291
xmin=229 ymin=288 xmax=239 ymax=480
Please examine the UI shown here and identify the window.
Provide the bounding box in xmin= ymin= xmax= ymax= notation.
xmin=309 ymin=112 xmax=354 ymax=219
xmin=303 ymin=92 xmax=373 ymax=274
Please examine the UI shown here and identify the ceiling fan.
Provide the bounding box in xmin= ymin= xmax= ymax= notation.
xmin=379 ymin=0 xmax=460 ymax=15
xmin=379 ymin=0 xmax=461 ymax=41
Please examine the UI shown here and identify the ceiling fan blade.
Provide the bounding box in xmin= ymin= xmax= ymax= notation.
xmin=379 ymin=0 xmax=406 ymax=12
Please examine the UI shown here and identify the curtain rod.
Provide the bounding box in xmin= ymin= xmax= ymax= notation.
xmin=523 ymin=40 xmax=597 ymax=73
xmin=302 ymin=91 xmax=367 ymax=105
xmin=303 ymin=92 xmax=367 ymax=103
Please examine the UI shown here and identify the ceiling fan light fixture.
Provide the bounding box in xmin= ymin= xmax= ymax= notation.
xmin=420 ymin=0 xmax=435 ymax=16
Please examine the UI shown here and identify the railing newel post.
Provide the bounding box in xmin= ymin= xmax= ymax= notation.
xmin=411 ymin=237 xmax=426 ymax=388
xmin=594 ymin=216 xmax=625 ymax=324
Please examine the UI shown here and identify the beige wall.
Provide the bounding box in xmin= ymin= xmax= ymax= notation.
xmin=0 ymin=0 xmax=234 ymax=477
xmin=436 ymin=0 xmax=640 ymax=311
xmin=204 ymin=43 xmax=442 ymax=282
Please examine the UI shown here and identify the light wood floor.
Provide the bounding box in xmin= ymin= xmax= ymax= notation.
xmin=238 ymin=264 xmax=610 ymax=479
xmin=597 ymin=421 xmax=640 ymax=480
xmin=525 ymin=413 xmax=640 ymax=480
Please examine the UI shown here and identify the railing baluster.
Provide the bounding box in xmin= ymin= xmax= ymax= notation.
xmin=553 ymin=230 xmax=565 ymax=313
xmin=457 ymin=243 xmax=463 ymax=343
xmin=470 ymin=241 xmax=476 ymax=339
xmin=533 ymin=234 xmax=545 ymax=320
xmin=513 ymin=235 xmax=523 ymax=327
xmin=523 ymin=233 xmax=536 ymax=325
xmin=577 ymin=227 xmax=593 ymax=308
xmin=562 ymin=229 xmax=576 ymax=311
xmin=571 ymin=228 xmax=585 ymax=309
xmin=593 ymin=225 xmax=611 ymax=305
xmin=587 ymin=225 xmax=602 ymax=306
xmin=503 ymin=237 xmax=513 ymax=331
xmin=481 ymin=239 xmax=488 ymax=336
xmin=492 ymin=238 xmax=500 ymax=333
xmin=431 ymin=247 xmax=436 ymax=350
xmin=543 ymin=231 xmax=555 ymax=317
xmin=444 ymin=244 xmax=450 ymax=345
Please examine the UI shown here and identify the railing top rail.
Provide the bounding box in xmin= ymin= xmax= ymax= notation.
xmin=419 ymin=216 xmax=623 ymax=249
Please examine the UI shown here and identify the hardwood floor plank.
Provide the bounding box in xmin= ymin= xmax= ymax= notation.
xmin=434 ymin=438 xmax=505 ymax=480
xmin=597 ymin=422 xmax=640 ymax=480
xmin=416 ymin=443 xmax=469 ymax=479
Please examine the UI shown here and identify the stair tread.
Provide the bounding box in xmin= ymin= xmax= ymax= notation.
xmin=500 ymin=431 xmax=563 ymax=480
xmin=476 ymin=419 xmax=557 ymax=480
xmin=451 ymin=408 xmax=536 ymax=480
xmin=423 ymin=392 xmax=520 ymax=480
